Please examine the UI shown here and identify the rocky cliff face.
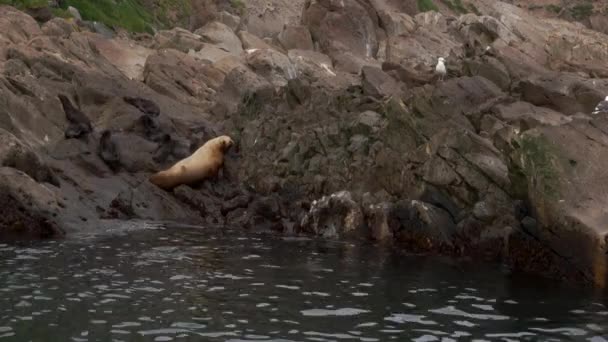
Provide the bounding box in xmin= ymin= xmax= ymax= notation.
xmin=1 ymin=0 xmax=608 ymax=289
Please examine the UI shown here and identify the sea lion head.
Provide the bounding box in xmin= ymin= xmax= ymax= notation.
xmin=216 ymin=135 xmax=234 ymax=151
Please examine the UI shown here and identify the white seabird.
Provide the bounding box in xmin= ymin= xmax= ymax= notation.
xmin=592 ymin=96 xmax=608 ymax=115
xmin=435 ymin=57 xmax=446 ymax=81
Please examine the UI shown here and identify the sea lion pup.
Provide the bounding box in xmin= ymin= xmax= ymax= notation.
xmin=152 ymin=134 xmax=175 ymax=163
xmin=58 ymin=94 xmax=93 ymax=139
xmin=123 ymin=96 xmax=160 ymax=117
xmin=98 ymin=130 xmax=120 ymax=172
xmin=149 ymin=135 xmax=234 ymax=190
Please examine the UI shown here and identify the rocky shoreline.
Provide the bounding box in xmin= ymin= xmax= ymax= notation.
xmin=1 ymin=0 xmax=607 ymax=289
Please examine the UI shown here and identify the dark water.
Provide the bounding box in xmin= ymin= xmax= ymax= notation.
xmin=0 ymin=221 xmax=607 ymax=342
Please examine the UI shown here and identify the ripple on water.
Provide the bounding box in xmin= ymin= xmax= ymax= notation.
xmin=301 ymin=308 xmax=370 ymax=317
xmin=384 ymin=314 xmax=438 ymax=325
xmin=428 ymin=306 xmax=510 ymax=321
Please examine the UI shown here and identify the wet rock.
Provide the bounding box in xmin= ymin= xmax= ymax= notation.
xmin=300 ymin=191 xmax=365 ymax=239
xmin=389 ymin=200 xmax=457 ymax=249
xmin=472 ymin=201 xmax=496 ymax=222
xmin=365 ymin=202 xmax=393 ymax=241
xmin=0 ymin=167 xmax=63 ymax=241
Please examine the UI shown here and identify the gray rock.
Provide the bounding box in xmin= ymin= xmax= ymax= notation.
xmin=300 ymin=191 xmax=365 ymax=239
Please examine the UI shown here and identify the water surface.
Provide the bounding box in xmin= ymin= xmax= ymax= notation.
xmin=0 ymin=222 xmax=606 ymax=341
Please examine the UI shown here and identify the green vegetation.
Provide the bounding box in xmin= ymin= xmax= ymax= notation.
xmin=0 ymin=0 xmax=47 ymax=9
xmin=230 ymin=0 xmax=246 ymax=16
xmin=546 ymin=4 xmax=562 ymax=14
xmin=417 ymin=0 xmax=438 ymax=12
xmin=570 ymin=3 xmax=593 ymax=20
xmin=0 ymin=0 xmax=193 ymax=33
xmin=440 ymin=0 xmax=468 ymax=14
xmin=514 ymin=135 xmax=561 ymax=200
xmin=467 ymin=2 xmax=481 ymax=15
xmin=61 ymin=0 xmax=154 ymax=32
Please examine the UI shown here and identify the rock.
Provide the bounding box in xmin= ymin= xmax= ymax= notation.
xmin=277 ymin=25 xmax=314 ymax=51
xmin=300 ymin=191 xmax=365 ymax=239
xmin=589 ymin=14 xmax=608 ymax=35
xmin=332 ymin=51 xmax=380 ymax=74
xmin=302 ymin=0 xmax=378 ymax=58
xmin=153 ymin=28 xmax=205 ymax=52
xmin=67 ymin=6 xmax=82 ymax=21
xmin=237 ymin=30 xmax=274 ymax=50
xmin=465 ymin=56 xmax=511 ymax=90
xmin=81 ymin=21 xmax=114 ymax=39
xmin=0 ymin=128 xmax=57 ymax=185
xmin=350 ymin=110 xmax=384 ymax=135
xmin=492 ymin=101 xmax=571 ymax=131
xmin=376 ymin=9 xmax=415 ymax=37
xmin=213 ymin=62 xmax=274 ymax=115
xmin=361 ymin=66 xmax=400 ymax=98
xmin=245 ymin=48 xmax=296 ymax=87
xmin=26 ymin=6 xmax=53 ymax=23
xmin=512 ymin=123 xmax=608 ymax=287
xmin=188 ymin=44 xmax=235 ymax=64
xmin=518 ymin=75 xmax=607 ymax=115
xmin=365 ymin=202 xmax=393 ymax=241
xmin=41 ymin=17 xmax=75 ymax=37
xmin=389 ymin=200 xmax=456 ymax=249
xmin=194 ymin=21 xmax=243 ymax=55
xmin=287 ymin=49 xmax=336 ymax=80
xmin=0 ymin=6 xmax=42 ymax=60
xmin=0 ymin=167 xmax=63 ymax=241
xmin=144 ymin=48 xmax=221 ymax=106
xmin=472 ymin=201 xmax=496 ymax=222
xmin=218 ymin=11 xmax=241 ymax=31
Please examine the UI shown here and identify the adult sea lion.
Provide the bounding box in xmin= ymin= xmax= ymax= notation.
xmin=149 ymin=135 xmax=234 ymax=190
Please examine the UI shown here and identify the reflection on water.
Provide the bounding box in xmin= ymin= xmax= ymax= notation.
xmin=0 ymin=223 xmax=607 ymax=341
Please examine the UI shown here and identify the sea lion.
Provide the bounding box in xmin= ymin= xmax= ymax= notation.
xmin=149 ymin=135 xmax=234 ymax=190
xmin=98 ymin=130 xmax=120 ymax=172
xmin=152 ymin=134 xmax=175 ymax=164
xmin=58 ymin=94 xmax=93 ymax=139
xmin=139 ymin=114 xmax=162 ymax=141
xmin=123 ymin=96 xmax=160 ymax=117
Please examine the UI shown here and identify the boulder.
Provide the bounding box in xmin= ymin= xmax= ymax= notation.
xmin=300 ymin=191 xmax=365 ymax=238
xmin=0 ymin=167 xmax=63 ymax=241
xmin=361 ymin=66 xmax=401 ymax=98
xmin=237 ymin=30 xmax=274 ymax=50
xmin=194 ymin=21 xmax=243 ymax=55
xmin=302 ymin=0 xmax=379 ymax=58
xmin=153 ymin=28 xmax=205 ymax=52
xmin=245 ymin=48 xmax=297 ymax=87
xmin=277 ymin=25 xmax=314 ymax=51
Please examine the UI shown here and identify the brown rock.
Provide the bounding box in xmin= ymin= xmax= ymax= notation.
xmin=194 ymin=21 xmax=243 ymax=55
xmin=277 ymin=25 xmax=313 ymax=51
